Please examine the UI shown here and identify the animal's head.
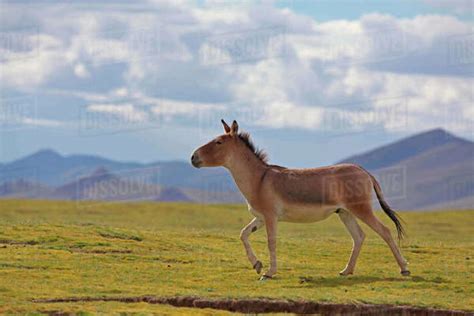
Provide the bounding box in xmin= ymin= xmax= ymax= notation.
xmin=191 ymin=119 xmax=241 ymax=168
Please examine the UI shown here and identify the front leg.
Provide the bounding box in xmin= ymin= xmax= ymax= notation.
xmin=261 ymin=215 xmax=278 ymax=280
xmin=240 ymin=217 xmax=264 ymax=274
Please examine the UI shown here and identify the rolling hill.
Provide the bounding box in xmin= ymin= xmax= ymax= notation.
xmin=340 ymin=128 xmax=474 ymax=210
xmin=0 ymin=128 xmax=472 ymax=210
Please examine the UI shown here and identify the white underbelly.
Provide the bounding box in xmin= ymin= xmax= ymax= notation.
xmin=279 ymin=204 xmax=338 ymax=223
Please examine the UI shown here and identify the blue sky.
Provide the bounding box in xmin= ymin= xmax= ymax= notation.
xmin=0 ymin=0 xmax=472 ymax=167
xmin=277 ymin=0 xmax=473 ymax=21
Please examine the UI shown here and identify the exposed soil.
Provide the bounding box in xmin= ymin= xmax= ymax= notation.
xmin=72 ymin=249 xmax=133 ymax=254
xmin=33 ymin=295 xmax=472 ymax=315
xmin=0 ymin=239 xmax=39 ymax=245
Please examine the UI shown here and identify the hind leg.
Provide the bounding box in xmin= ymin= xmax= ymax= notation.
xmin=337 ymin=209 xmax=366 ymax=276
xmin=348 ymin=203 xmax=410 ymax=276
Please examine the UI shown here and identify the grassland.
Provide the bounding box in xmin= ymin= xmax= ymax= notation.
xmin=0 ymin=200 xmax=473 ymax=315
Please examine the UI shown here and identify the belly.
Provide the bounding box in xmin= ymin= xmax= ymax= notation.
xmin=279 ymin=203 xmax=338 ymax=223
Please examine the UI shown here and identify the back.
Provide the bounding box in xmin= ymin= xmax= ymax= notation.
xmin=267 ymin=164 xmax=370 ymax=206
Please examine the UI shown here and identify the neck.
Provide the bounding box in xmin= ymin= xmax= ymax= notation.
xmin=224 ymin=148 xmax=267 ymax=205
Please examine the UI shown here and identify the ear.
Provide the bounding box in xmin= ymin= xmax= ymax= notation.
xmin=230 ymin=120 xmax=239 ymax=134
xmin=221 ymin=119 xmax=231 ymax=134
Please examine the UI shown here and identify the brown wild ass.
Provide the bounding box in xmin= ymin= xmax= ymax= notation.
xmin=191 ymin=120 xmax=410 ymax=280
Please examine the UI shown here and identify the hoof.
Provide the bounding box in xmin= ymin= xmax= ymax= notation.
xmin=339 ymin=270 xmax=353 ymax=276
xmin=259 ymin=274 xmax=272 ymax=281
xmin=253 ymin=261 xmax=263 ymax=274
xmin=401 ymin=270 xmax=411 ymax=276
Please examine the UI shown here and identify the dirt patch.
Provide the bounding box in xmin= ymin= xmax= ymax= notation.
xmin=72 ymin=249 xmax=133 ymax=254
xmin=0 ymin=239 xmax=39 ymax=246
xmin=152 ymin=256 xmax=194 ymax=264
xmin=41 ymin=311 xmax=71 ymax=316
xmin=0 ymin=263 xmax=37 ymax=270
xmin=97 ymin=229 xmax=143 ymax=241
xmin=33 ymin=296 xmax=471 ymax=315
xmin=409 ymin=249 xmax=440 ymax=255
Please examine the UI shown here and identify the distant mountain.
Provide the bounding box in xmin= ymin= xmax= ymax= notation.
xmin=0 ymin=158 xmax=242 ymax=204
xmin=0 ymin=179 xmax=53 ymax=199
xmin=157 ymin=187 xmax=190 ymax=202
xmin=0 ymin=149 xmax=239 ymax=203
xmin=339 ymin=128 xmax=467 ymax=170
xmin=340 ymin=129 xmax=473 ymax=210
xmin=50 ymin=166 xmax=242 ymax=204
xmin=53 ymin=167 xmax=125 ymax=200
xmin=0 ymin=149 xmax=143 ymax=187
xmin=0 ymin=149 xmax=236 ymax=193
xmin=0 ymin=128 xmax=472 ymax=209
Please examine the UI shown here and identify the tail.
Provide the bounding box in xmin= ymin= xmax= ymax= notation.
xmin=367 ymin=171 xmax=406 ymax=241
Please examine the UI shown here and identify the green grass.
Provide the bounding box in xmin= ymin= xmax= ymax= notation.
xmin=0 ymin=200 xmax=473 ymax=315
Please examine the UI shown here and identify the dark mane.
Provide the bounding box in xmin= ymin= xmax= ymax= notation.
xmin=238 ymin=132 xmax=269 ymax=164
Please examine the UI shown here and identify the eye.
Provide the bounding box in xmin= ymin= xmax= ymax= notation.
xmin=216 ymin=141 xmax=223 ymax=145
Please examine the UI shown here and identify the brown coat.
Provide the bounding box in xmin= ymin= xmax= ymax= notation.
xmin=192 ymin=120 xmax=409 ymax=279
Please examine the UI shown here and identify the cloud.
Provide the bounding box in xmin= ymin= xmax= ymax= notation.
xmin=0 ymin=0 xmax=472 ymax=137
xmin=21 ymin=117 xmax=65 ymax=127
xmin=87 ymin=103 xmax=148 ymax=123
xmin=151 ymin=98 xmax=225 ymax=117
xmin=0 ymin=33 xmax=66 ymax=88
xmin=82 ymin=89 xmax=225 ymax=126
xmin=227 ymin=12 xmax=473 ymax=134
xmin=73 ymin=63 xmax=90 ymax=78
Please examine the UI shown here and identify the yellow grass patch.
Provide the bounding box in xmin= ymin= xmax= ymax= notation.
xmin=0 ymin=200 xmax=473 ymax=314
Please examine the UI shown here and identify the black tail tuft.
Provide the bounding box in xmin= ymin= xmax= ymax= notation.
xmin=377 ymin=195 xmax=406 ymax=241
xmin=365 ymin=168 xmax=406 ymax=241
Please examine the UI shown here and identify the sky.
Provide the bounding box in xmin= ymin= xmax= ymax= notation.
xmin=0 ymin=0 xmax=472 ymax=167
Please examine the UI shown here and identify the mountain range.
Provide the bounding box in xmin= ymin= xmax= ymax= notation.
xmin=0 ymin=128 xmax=472 ymax=210
xmin=339 ymin=128 xmax=473 ymax=210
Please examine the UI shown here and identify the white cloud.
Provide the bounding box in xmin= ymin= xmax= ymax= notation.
xmin=193 ymin=6 xmax=250 ymax=24
xmin=0 ymin=1 xmax=472 ymax=137
xmin=227 ymin=12 xmax=473 ymax=134
xmin=21 ymin=117 xmax=65 ymax=127
xmin=73 ymin=63 xmax=90 ymax=78
xmin=82 ymin=91 xmax=224 ymax=125
xmin=151 ymin=98 xmax=225 ymax=117
xmin=87 ymin=103 xmax=148 ymax=123
xmin=0 ymin=33 xmax=65 ymax=88
xmin=113 ymin=87 xmax=129 ymax=97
